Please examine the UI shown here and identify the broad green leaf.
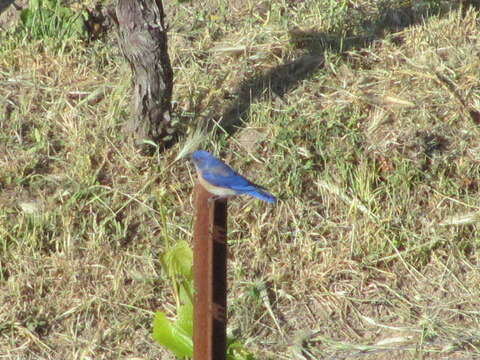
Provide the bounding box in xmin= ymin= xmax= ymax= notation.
xmin=176 ymin=302 xmax=193 ymax=337
xmin=152 ymin=312 xmax=193 ymax=358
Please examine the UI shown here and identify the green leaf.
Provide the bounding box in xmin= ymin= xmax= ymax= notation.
xmin=18 ymin=0 xmax=87 ymax=40
xmin=176 ymin=302 xmax=193 ymax=337
xmin=152 ymin=312 xmax=193 ymax=358
xmin=227 ymin=340 xmax=257 ymax=360
xmin=163 ymin=240 xmax=193 ymax=279
xmin=30 ymin=0 xmax=41 ymax=11
xmin=178 ymin=280 xmax=194 ymax=305
xmin=20 ymin=9 xmax=34 ymax=27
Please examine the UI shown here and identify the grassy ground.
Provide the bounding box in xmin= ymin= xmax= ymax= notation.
xmin=1 ymin=0 xmax=480 ymax=359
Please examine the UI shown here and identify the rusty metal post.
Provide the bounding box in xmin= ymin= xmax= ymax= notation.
xmin=193 ymin=184 xmax=227 ymax=360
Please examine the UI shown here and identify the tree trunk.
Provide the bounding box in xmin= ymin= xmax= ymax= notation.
xmin=115 ymin=0 xmax=174 ymax=149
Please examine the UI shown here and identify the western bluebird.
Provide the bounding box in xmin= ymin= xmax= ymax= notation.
xmin=191 ymin=150 xmax=277 ymax=203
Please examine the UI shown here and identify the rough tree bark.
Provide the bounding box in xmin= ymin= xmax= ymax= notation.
xmin=115 ymin=0 xmax=175 ymax=149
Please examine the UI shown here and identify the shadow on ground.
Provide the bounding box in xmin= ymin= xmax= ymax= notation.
xmin=212 ymin=1 xmax=478 ymax=137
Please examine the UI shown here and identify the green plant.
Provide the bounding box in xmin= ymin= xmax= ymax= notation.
xmin=153 ymin=240 xmax=194 ymax=358
xmin=20 ymin=0 xmax=87 ymax=40
xmin=153 ymin=241 xmax=255 ymax=360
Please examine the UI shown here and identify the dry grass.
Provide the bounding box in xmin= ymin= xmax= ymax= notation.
xmin=1 ymin=0 xmax=480 ymax=359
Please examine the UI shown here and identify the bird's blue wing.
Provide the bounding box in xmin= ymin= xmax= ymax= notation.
xmin=201 ymin=163 xmax=253 ymax=190
xmin=196 ymin=153 xmax=277 ymax=202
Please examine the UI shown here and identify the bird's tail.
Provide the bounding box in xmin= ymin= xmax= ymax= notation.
xmin=250 ymin=189 xmax=277 ymax=203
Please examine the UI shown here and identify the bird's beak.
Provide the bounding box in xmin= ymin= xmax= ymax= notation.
xmin=188 ymin=153 xmax=198 ymax=167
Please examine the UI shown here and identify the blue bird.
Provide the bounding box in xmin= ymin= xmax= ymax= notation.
xmin=191 ymin=150 xmax=277 ymax=203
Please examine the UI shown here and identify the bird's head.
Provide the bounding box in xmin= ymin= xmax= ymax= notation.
xmin=190 ymin=150 xmax=212 ymax=169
